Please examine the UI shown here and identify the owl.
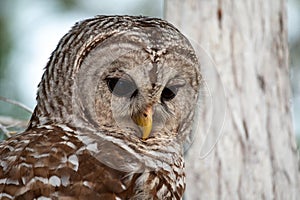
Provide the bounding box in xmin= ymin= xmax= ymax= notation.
xmin=0 ymin=16 xmax=201 ymax=199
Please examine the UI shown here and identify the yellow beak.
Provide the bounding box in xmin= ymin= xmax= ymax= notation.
xmin=131 ymin=106 xmax=153 ymax=140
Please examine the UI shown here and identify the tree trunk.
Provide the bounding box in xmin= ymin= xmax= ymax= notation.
xmin=165 ymin=0 xmax=300 ymax=199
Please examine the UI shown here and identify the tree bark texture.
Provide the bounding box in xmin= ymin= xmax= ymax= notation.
xmin=165 ymin=0 xmax=300 ymax=199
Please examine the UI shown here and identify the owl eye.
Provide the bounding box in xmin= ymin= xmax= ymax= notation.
xmin=161 ymin=85 xmax=180 ymax=101
xmin=106 ymin=78 xmax=137 ymax=97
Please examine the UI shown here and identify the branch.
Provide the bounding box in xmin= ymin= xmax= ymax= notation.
xmin=0 ymin=96 xmax=32 ymax=113
xmin=0 ymin=116 xmax=29 ymax=137
xmin=0 ymin=96 xmax=31 ymax=138
xmin=0 ymin=122 xmax=12 ymax=138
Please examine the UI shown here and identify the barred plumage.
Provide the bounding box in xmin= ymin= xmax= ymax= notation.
xmin=0 ymin=15 xmax=201 ymax=199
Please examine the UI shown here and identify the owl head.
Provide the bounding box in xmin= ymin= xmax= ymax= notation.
xmin=29 ymin=16 xmax=201 ymax=166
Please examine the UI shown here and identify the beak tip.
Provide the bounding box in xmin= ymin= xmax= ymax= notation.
xmin=142 ymin=126 xmax=152 ymax=140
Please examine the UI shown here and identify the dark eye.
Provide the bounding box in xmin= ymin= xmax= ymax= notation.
xmin=106 ymin=78 xmax=137 ymax=97
xmin=161 ymin=86 xmax=179 ymax=101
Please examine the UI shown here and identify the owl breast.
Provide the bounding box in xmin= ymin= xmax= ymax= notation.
xmin=0 ymin=126 xmax=185 ymax=199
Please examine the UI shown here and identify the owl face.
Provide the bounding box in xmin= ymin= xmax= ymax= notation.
xmin=76 ymin=27 xmax=200 ymax=144
xmin=26 ymin=16 xmax=201 ymax=173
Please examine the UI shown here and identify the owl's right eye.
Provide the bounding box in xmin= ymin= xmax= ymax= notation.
xmin=106 ymin=78 xmax=138 ymax=98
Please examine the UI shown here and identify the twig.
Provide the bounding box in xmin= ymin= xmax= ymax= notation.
xmin=0 ymin=96 xmax=32 ymax=113
xmin=0 ymin=123 xmax=12 ymax=138
xmin=0 ymin=116 xmax=28 ymax=127
xmin=0 ymin=116 xmax=28 ymax=138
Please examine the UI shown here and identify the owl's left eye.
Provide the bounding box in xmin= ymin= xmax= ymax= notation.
xmin=106 ymin=78 xmax=137 ymax=97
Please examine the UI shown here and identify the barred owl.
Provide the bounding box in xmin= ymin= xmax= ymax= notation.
xmin=0 ymin=16 xmax=201 ymax=199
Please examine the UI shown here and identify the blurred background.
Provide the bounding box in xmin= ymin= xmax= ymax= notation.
xmin=0 ymin=0 xmax=299 ymax=148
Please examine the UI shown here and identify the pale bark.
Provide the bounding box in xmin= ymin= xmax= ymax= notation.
xmin=165 ymin=0 xmax=300 ymax=199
